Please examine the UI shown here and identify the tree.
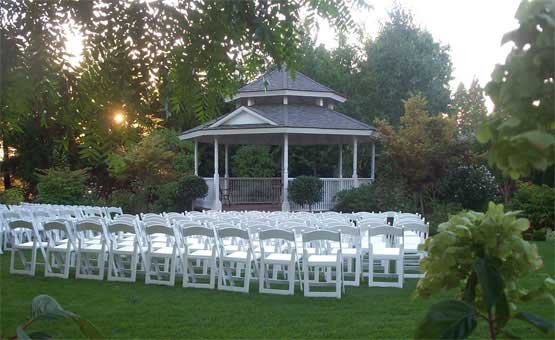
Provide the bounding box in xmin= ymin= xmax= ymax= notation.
xmin=478 ymin=0 xmax=554 ymax=179
xmin=451 ymin=79 xmax=489 ymax=138
xmin=288 ymin=176 xmax=323 ymax=212
xmin=360 ymin=5 xmax=453 ymax=122
xmin=231 ymin=145 xmax=279 ymax=178
xmin=378 ymin=95 xmax=462 ymax=213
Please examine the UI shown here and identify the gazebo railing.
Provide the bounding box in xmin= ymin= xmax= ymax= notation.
xmin=221 ymin=177 xmax=282 ymax=204
xmin=195 ymin=177 xmax=373 ymax=211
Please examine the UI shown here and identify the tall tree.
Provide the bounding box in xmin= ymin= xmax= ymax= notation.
xmin=450 ymin=79 xmax=488 ymax=138
xmin=378 ymin=95 xmax=462 ymax=213
xmin=360 ymin=5 xmax=453 ymax=122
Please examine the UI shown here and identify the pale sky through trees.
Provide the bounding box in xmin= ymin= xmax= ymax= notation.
xmin=316 ymin=0 xmax=521 ymax=111
xmin=63 ymin=0 xmax=521 ymax=112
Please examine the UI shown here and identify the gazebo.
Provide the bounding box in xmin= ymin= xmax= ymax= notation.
xmin=179 ymin=67 xmax=377 ymax=211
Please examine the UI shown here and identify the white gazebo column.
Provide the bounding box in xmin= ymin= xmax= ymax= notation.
xmin=212 ymin=138 xmax=222 ymax=211
xmin=371 ymin=141 xmax=376 ymax=181
xmin=352 ymin=137 xmax=359 ymax=187
xmin=224 ymin=144 xmax=229 ymax=195
xmin=194 ymin=140 xmax=198 ymax=176
xmin=338 ymin=144 xmax=343 ymax=191
xmin=281 ymin=134 xmax=290 ymax=212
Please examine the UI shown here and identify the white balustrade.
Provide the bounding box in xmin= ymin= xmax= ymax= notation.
xmin=194 ymin=177 xmax=372 ymax=211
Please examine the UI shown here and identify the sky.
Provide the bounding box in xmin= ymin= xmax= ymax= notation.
xmin=316 ymin=0 xmax=522 ymax=111
xmin=64 ymin=0 xmax=522 ymax=112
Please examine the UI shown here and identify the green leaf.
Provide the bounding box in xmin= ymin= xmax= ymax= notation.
xmin=16 ymin=326 xmax=32 ymax=340
xmin=513 ymin=131 xmax=555 ymax=149
xmin=415 ymin=300 xmax=477 ymax=339
xmin=476 ymin=124 xmax=492 ymax=143
xmin=474 ymin=257 xmax=505 ymax=310
xmin=495 ymin=292 xmax=510 ymax=329
xmin=514 ymin=311 xmax=555 ymax=334
xmin=463 ymin=272 xmax=477 ymax=304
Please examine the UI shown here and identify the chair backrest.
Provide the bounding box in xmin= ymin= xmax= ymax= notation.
xmin=43 ymin=219 xmax=75 ymax=247
xmin=8 ymin=219 xmax=33 ymax=230
xmin=181 ymin=226 xmax=215 ymax=238
xmin=259 ymin=229 xmax=295 ymax=242
xmin=216 ymin=227 xmax=249 ymax=239
xmin=302 ymin=230 xmax=340 ymax=243
xmin=368 ymin=225 xmax=404 ymax=248
xmin=401 ymin=222 xmax=429 ymax=238
xmin=76 ymin=220 xmax=105 ymax=233
xmin=145 ymin=224 xmax=174 ymax=236
xmin=107 ymin=221 xmax=136 ymax=234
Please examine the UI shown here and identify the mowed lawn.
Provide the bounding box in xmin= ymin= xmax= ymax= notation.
xmin=1 ymin=243 xmax=553 ymax=339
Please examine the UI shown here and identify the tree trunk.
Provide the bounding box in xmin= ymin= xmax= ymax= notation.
xmin=2 ymin=138 xmax=11 ymax=189
xmin=418 ymin=190 xmax=425 ymax=215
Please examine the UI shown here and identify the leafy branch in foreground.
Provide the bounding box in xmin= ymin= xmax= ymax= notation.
xmin=414 ymin=202 xmax=555 ymax=339
xmin=478 ymin=0 xmax=554 ymax=179
xmin=3 ymin=295 xmax=102 ymax=340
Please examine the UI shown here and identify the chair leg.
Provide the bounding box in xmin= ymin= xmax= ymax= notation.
xmin=288 ymin=262 xmax=295 ymax=295
xmin=209 ymin=257 xmax=216 ymax=289
xmin=368 ymin=255 xmax=374 ymax=287
xmin=259 ymin=261 xmax=265 ymax=292
xmin=243 ymin=261 xmax=251 ymax=293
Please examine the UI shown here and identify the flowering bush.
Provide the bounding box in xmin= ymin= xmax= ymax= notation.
xmin=510 ymin=183 xmax=555 ymax=230
xmin=439 ymin=164 xmax=497 ymax=210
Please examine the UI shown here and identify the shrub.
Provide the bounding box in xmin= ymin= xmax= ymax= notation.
xmin=107 ymin=189 xmax=148 ymax=215
xmin=176 ymin=176 xmax=208 ymax=211
xmin=532 ymin=228 xmax=547 ymax=241
xmin=509 ymin=183 xmax=555 ymax=230
xmin=547 ymin=229 xmax=555 ymax=241
xmin=288 ymin=176 xmax=323 ymax=212
xmin=416 ymin=203 xmax=551 ymax=339
xmin=155 ymin=181 xmax=178 ymax=212
xmin=439 ymin=164 xmax=497 ymax=210
xmin=36 ymin=167 xmax=88 ymax=205
xmin=0 ymin=187 xmax=24 ymax=205
xmin=426 ymin=201 xmax=464 ymax=235
xmin=334 ymin=176 xmax=415 ymax=213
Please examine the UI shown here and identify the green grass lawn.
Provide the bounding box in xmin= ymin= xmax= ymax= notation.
xmin=1 ymin=242 xmax=553 ymax=339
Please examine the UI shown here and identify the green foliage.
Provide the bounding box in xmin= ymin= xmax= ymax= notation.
xmin=107 ymin=189 xmax=148 ymax=215
xmin=479 ymin=0 xmax=555 ymax=179
xmin=7 ymin=294 xmax=101 ymax=339
xmin=510 ymin=183 xmax=555 ymax=230
xmin=439 ymin=165 xmax=497 ymax=210
xmin=425 ymin=200 xmax=464 ymax=236
xmin=378 ymin=95 xmax=463 ymax=212
xmin=176 ymin=176 xmax=208 ymax=212
xmin=450 ymin=79 xmax=489 ymax=139
xmin=231 ymin=145 xmax=278 ymax=178
xmin=154 ymin=182 xmax=179 ymax=213
xmin=0 ymin=187 xmax=24 ymax=205
xmin=416 ymin=202 xmax=554 ymax=339
xmin=361 ymin=5 xmax=453 ymax=121
xmin=334 ymin=176 xmax=415 ymax=213
xmin=288 ymin=176 xmax=323 ymax=211
xmin=36 ymin=168 xmax=88 ymax=205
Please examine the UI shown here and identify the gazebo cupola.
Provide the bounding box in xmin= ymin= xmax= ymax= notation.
xmin=180 ymin=67 xmax=377 ymax=212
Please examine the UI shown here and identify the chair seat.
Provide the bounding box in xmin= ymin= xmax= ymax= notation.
xmin=331 ymin=248 xmax=358 ymax=256
xmin=189 ymin=249 xmax=213 ymax=258
xmin=80 ymin=243 xmax=104 ymax=252
xmin=223 ymin=251 xmax=255 ymax=261
xmin=265 ymin=253 xmax=293 ymax=264
xmin=16 ymin=241 xmax=47 ymax=249
xmin=52 ymin=243 xmax=72 ymax=250
xmin=151 ymin=246 xmax=175 ymax=256
xmin=307 ymin=254 xmax=338 ymax=265
xmin=371 ymin=247 xmax=401 ymax=257
xmin=114 ymin=245 xmax=136 ymax=254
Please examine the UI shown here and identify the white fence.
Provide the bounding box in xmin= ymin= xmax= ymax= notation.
xmin=195 ymin=177 xmax=373 ymax=211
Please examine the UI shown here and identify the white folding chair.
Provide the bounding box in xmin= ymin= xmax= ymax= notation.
xmin=302 ymin=230 xmax=343 ymax=298
xmin=368 ymin=225 xmax=404 ymax=288
xmin=8 ymin=220 xmax=46 ymax=276
xmin=181 ymin=226 xmax=217 ymax=289
xmin=75 ymin=220 xmax=108 ymax=280
xmin=327 ymin=225 xmax=361 ymax=287
xmin=258 ymin=229 xmax=298 ymax=295
xmin=216 ymin=227 xmax=257 ymax=293
xmin=144 ymin=224 xmax=179 ymax=286
xmin=43 ymin=219 xmax=75 ymax=279
xmin=402 ymin=222 xmax=428 ymax=279
xmin=107 ymin=221 xmax=140 ymax=282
